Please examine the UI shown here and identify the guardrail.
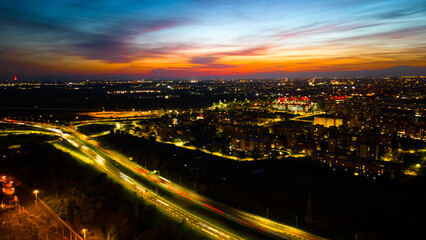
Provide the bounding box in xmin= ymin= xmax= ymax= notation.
xmin=37 ymin=199 xmax=84 ymax=240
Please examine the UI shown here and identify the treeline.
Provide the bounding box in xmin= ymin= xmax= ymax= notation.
xmin=0 ymin=135 xmax=207 ymax=240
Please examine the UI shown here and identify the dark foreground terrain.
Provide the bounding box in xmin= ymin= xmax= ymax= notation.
xmin=1 ymin=132 xmax=425 ymax=239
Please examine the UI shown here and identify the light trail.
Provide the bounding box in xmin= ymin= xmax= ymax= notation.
xmin=2 ymin=119 xmax=328 ymax=240
xmin=55 ymin=140 xmax=241 ymax=240
xmin=6 ymin=125 xmax=242 ymax=240
xmin=203 ymin=203 xmax=225 ymax=215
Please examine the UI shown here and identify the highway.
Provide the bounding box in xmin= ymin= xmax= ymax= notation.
xmin=1 ymin=119 xmax=328 ymax=240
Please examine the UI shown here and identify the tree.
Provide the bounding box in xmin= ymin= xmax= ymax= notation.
xmin=380 ymin=150 xmax=397 ymax=162
xmin=107 ymin=225 xmax=120 ymax=240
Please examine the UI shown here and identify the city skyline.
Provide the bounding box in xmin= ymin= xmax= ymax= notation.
xmin=1 ymin=0 xmax=425 ymax=79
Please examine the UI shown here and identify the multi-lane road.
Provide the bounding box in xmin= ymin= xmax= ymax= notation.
xmin=1 ymin=119 xmax=328 ymax=240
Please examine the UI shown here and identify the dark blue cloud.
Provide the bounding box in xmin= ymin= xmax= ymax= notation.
xmin=71 ymin=18 xmax=189 ymax=62
xmin=0 ymin=4 xmax=190 ymax=62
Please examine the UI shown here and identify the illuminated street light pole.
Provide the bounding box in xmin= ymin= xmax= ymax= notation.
xmin=81 ymin=229 xmax=87 ymax=240
xmin=33 ymin=190 xmax=39 ymax=207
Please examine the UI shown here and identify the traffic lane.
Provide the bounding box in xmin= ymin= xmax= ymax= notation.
xmin=108 ymin=159 xmax=278 ymax=240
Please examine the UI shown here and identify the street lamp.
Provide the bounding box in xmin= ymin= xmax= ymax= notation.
xmin=82 ymin=229 xmax=87 ymax=240
xmin=33 ymin=190 xmax=39 ymax=207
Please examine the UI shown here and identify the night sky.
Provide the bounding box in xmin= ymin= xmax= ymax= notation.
xmin=1 ymin=0 xmax=425 ymax=79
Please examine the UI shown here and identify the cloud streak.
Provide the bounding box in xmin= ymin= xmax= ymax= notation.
xmin=71 ymin=18 xmax=189 ymax=62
